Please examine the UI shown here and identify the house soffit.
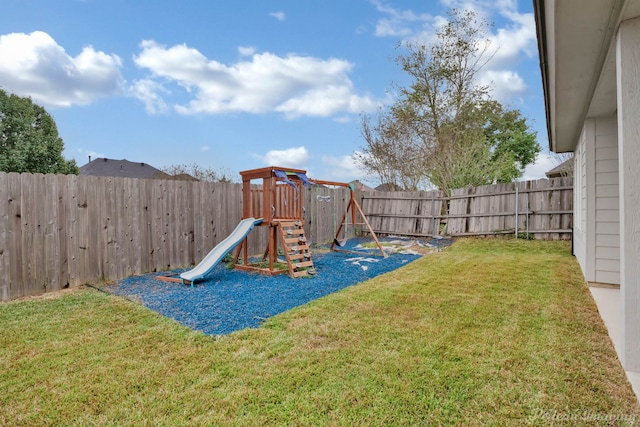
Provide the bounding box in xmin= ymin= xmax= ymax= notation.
xmin=540 ymin=0 xmax=632 ymax=152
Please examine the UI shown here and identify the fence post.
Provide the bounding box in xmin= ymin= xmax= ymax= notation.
xmin=430 ymin=191 xmax=436 ymax=237
xmin=515 ymin=183 xmax=519 ymax=239
xmin=526 ymin=184 xmax=530 ymax=239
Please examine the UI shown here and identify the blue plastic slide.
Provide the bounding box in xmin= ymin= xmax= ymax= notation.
xmin=180 ymin=217 xmax=263 ymax=283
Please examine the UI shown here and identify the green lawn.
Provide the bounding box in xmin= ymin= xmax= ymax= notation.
xmin=1 ymin=239 xmax=638 ymax=426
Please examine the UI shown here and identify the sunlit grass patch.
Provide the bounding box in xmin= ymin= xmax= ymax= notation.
xmin=1 ymin=238 xmax=638 ymax=425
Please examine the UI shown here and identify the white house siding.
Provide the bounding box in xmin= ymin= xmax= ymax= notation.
xmin=572 ymin=116 xmax=621 ymax=285
xmin=593 ymin=116 xmax=620 ymax=284
xmin=616 ymin=16 xmax=640 ymax=372
xmin=573 ymin=125 xmax=589 ymax=277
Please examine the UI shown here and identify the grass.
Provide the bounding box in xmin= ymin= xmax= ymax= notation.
xmin=1 ymin=238 xmax=639 ymax=425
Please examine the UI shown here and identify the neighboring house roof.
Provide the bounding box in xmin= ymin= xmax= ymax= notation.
xmin=375 ymin=182 xmax=403 ymax=192
xmin=79 ymin=158 xmax=171 ymax=180
xmin=545 ymin=158 xmax=574 ymax=178
xmin=349 ymin=180 xmax=376 ymax=192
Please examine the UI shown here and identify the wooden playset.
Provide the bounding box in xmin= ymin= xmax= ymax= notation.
xmin=159 ymin=165 xmax=385 ymax=284
xmin=234 ymin=166 xmax=386 ymax=278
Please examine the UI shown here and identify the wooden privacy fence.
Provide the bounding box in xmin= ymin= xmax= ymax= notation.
xmin=0 ymin=173 xmax=571 ymax=301
xmin=361 ymin=177 xmax=573 ymax=240
xmin=0 ymin=173 xmax=352 ymax=301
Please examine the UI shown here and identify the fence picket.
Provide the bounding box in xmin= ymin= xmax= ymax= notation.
xmin=0 ymin=173 xmax=8 ymax=301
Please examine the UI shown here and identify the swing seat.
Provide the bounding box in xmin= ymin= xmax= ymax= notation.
xmin=333 ymin=238 xmax=348 ymax=247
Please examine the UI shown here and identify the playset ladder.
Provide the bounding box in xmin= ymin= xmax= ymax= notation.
xmin=275 ymin=220 xmax=315 ymax=278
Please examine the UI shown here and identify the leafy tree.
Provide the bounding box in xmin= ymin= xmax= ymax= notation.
xmin=0 ymin=88 xmax=78 ymax=174
xmin=482 ymin=100 xmax=539 ymax=181
xmin=161 ymin=163 xmax=233 ymax=183
xmin=356 ymin=8 xmax=540 ymax=193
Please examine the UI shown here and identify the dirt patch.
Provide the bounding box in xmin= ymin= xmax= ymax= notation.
xmin=1 ymin=286 xmax=85 ymax=305
xmin=356 ymin=236 xmax=453 ymax=256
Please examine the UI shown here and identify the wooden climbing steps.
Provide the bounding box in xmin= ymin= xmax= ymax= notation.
xmin=274 ymin=219 xmax=315 ymax=278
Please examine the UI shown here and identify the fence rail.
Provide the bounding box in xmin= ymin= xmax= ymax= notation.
xmin=0 ymin=173 xmax=572 ymax=301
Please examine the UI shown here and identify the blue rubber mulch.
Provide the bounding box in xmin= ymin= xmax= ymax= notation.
xmin=106 ymin=237 xmax=450 ymax=336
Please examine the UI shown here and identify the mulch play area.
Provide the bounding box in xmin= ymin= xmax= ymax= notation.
xmin=105 ymin=236 xmax=452 ymax=336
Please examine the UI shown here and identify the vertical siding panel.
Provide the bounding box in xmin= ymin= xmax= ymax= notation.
xmin=563 ymin=176 xmax=574 ymax=235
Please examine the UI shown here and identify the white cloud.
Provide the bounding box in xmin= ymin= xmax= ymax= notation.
xmin=201 ymin=145 xmax=210 ymax=151
xmin=479 ymin=9 xmax=536 ymax=101
xmin=129 ymin=78 xmax=169 ymax=114
xmin=371 ymin=0 xmax=432 ymax=37
xmin=133 ymin=40 xmax=379 ymax=117
xmin=258 ymin=146 xmax=310 ymax=169
xmin=371 ymin=1 xmax=537 ymax=103
xmin=520 ymin=152 xmax=555 ymax=181
xmin=238 ymin=46 xmax=256 ymax=56
xmin=0 ymin=31 xmax=124 ymax=107
xmin=269 ymin=11 xmax=285 ymax=22
xmin=441 ymin=0 xmax=517 ymax=17
xmin=485 ymin=11 xmax=537 ymax=69
xmin=479 ymin=70 xmax=527 ymax=102
xmin=321 ymin=154 xmax=362 ymax=181
xmin=276 ymin=85 xmax=378 ymax=119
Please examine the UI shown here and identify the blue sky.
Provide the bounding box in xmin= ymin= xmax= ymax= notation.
xmin=0 ymin=0 xmax=554 ymax=185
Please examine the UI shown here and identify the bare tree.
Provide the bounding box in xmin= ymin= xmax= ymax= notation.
xmin=355 ymin=111 xmax=427 ymax=190
xmin=356 ymin=8 xmax=540 ymax=193
xmin=161 ymin=163 xmax=234 ymax=182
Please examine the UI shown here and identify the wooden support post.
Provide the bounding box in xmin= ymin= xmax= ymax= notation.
xmin=351 ymin=193 xmax=387 ymax=258
xmin=350 ymin=191 xmax=357 ymax=233
xmin=330 ymin=189 xmax=386 ymax=258
xmin=268 ymin=224 xmax=275 ymax=271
